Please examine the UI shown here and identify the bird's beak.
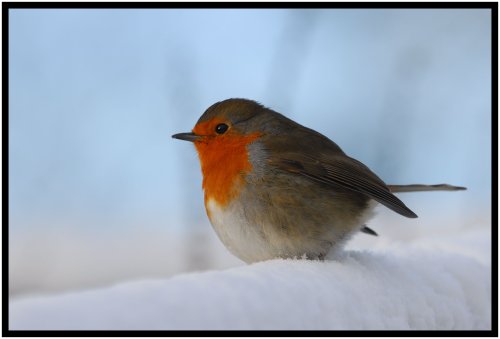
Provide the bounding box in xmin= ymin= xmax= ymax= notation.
xmin=172 ymin=132 xmax=200 ymax=142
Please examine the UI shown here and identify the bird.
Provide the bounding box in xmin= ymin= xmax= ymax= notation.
xmin=172 ymin=98 xmax=465 ymax=263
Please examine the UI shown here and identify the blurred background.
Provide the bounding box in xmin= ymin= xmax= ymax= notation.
xmin=9 ymin=8 xmax=491 ymax=298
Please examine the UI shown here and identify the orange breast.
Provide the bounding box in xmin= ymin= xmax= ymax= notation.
xmin=194 ymin=132 xmax=260 ymax=208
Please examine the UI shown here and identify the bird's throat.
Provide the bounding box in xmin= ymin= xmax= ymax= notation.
xmin=195 ymin=133 xmax=260 ymax=208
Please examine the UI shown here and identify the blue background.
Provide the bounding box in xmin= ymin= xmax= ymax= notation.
xmin=8 ymin=8 xmax=492 ymax=295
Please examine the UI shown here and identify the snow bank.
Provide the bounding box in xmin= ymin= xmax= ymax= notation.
xmin=9 ymin=243 xmax=491 ymax=330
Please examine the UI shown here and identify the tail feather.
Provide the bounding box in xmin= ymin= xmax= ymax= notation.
xmin=360 ymin=225 xmax=378 ymax=236
xmin=387 ymin=184 xmax=466 ymax=193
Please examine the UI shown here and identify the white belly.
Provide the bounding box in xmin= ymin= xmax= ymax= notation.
xmin=206 ymin=199 xmax=274 ymax=263
xmin=205 ymin=198 xmax=378 ymax=263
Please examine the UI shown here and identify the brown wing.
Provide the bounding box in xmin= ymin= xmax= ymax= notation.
xmin=270 ymin=153 xmax=418 ymax=218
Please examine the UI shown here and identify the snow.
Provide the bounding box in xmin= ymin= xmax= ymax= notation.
xmin=9 ymin=224 xmax=491 ymax=330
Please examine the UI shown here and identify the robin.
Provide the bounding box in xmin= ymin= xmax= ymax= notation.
xmin=172 ymin=98 xmax=465 ymax=263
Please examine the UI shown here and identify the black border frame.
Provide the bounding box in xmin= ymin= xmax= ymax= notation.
xmin=2 ymin=2 xmax=497 ymax=337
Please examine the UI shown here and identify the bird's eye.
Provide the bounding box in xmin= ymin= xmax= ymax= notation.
xmin=215 ymin=123 xmax=229 ymax=134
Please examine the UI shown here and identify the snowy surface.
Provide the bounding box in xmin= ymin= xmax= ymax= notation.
xmin=9 ymin=219 xmax=491 ymax=331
